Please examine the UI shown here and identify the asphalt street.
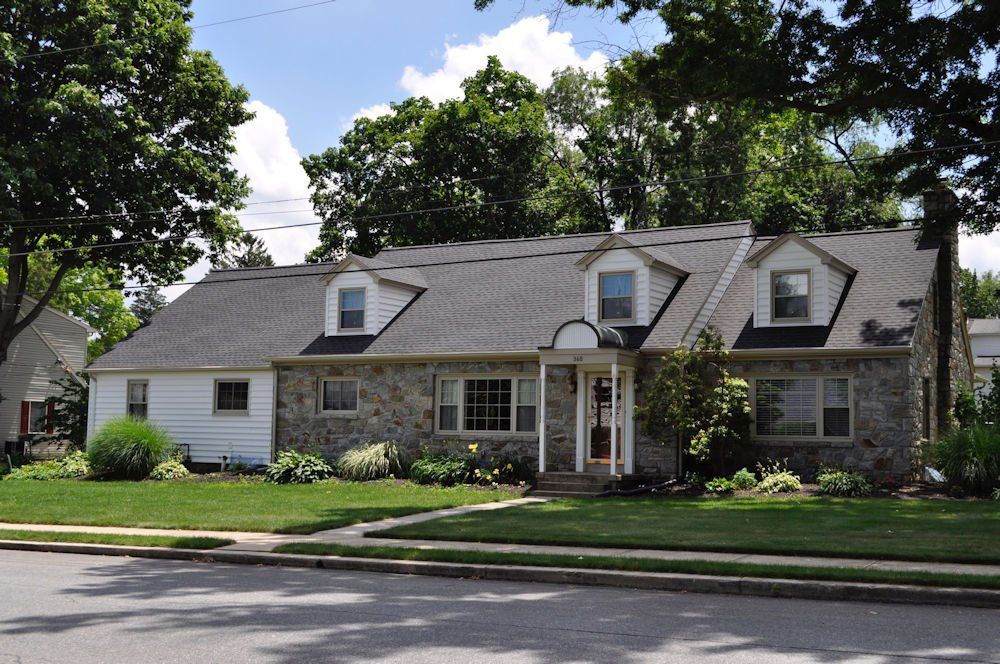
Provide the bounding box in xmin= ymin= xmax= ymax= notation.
xmin=0 ymin=549 xmax=997 ymax=663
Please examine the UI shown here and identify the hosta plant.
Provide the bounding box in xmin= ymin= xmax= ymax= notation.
xmin=264 ymin=451 xmax=335 ymax=484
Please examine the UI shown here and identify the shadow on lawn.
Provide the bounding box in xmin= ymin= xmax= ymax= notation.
xmin=2 ymin=555 xmax=996 ymax=663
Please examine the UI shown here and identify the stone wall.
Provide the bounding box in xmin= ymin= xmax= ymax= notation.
xmin=729 ymin=356 xmax=915 ymax=480
xmin=276 ymin=360 xmax=577 ymax=469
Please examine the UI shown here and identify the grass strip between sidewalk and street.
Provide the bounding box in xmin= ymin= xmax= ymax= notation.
xmin=0 ymin=529 xmax=233 ymax=549
xmin=271 ymin=542 xmax=1000 ymax=591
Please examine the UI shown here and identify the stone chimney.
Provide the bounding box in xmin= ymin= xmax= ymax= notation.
xmin=922 ymin=185 xmax=959 ymax=434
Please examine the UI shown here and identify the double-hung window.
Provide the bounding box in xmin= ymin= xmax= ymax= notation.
xmin=436 ymin=376 xmax=537 ymax=434
xmin=771 ymin=270 xmax=810 ymax=321
xmin=21 ymin=400 xmax=49 ymax=434
xmin=753 ymin=376 xmax=851 ymax=439
xmin=599 ymin=272 xmax=634 ymax=322
xmin=338 ymin=288 xmax=366 ymax=332
xmin=127 ymin=380 xmax=148 ymax=418
xmin=319 ymin=378 xmax=359 ymax=414
xmin=215 ymin=380 xmax=249 ymax=414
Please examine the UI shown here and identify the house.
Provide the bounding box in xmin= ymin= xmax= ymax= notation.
xmin=86 ymin=205 xmax=973 ymax=482
xmin=1 ymin=293 xmax=92 ymax=456
xmin=969 ymin=318 xmax=1000 ymax=394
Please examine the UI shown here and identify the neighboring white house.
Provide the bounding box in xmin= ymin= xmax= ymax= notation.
xmin=1 ymin=294 xmax=92 ymax=452
xmin=969 ymin=318 xmax=1000 ymax=394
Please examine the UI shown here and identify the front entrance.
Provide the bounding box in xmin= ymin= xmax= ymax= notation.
xmin=587 ymin=374 xmax=623 ymax=466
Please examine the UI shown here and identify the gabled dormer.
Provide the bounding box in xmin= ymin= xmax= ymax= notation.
xmin=575 ymin=234 xmax=688 ymax=327
xmin=320 ymin=255 xmax=427 ymax=336
xmin=746 ymin=233 xmax=856 ymax=328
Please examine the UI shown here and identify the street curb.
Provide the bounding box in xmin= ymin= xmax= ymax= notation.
xmin=3 ymin=539 xmax=999 ymax=610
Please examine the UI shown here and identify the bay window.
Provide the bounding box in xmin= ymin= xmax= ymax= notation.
xmin=436 ymin=376 xmax=537 ymax=434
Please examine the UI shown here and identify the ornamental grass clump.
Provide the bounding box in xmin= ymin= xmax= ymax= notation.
xmin=816 ymin=468 xmax=872 ymax=497
xmin=932 ymin=424 xmax=1000 ymax=497
xmin=338 ymin=441 xmax=409 ymax=482
xmin=88 ymin=417 xmax=173 ymax=480
xmin=263 ymin=451 xmax=335 ymax=484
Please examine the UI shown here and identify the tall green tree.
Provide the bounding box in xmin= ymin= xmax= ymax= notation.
xmin=959 ymin=268 xmax=1000 ymax=319
xmin=130 ymin=286 xmax=168 ymax=326
xmin=0 ymin=0 xmax=251 ymax=401
xmin=303 ymin=56 xmax=600 ymax=261
xmin=213 ymin=231 xmax=275 ymax=269
xmin=481 ymin=0 xmax=1000 ymax=235
xmin=545 ymin=67 xmax=901 ymax=233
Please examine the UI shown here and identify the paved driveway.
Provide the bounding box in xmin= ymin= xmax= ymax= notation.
xmin=0 ymin=549 xmax=997 ymax=663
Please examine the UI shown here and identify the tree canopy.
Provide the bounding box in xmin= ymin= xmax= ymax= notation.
xmin=130 ymin=286 xmax=168 ymax=327
xmin=479 ymin=0 xmax=999 ymax=235
xmin=959 ymin=268 xmax=1000 ymax=319
xmin=1 ymin=0 xmax=251 ymax=378
xmin=213 ymin=231 xmax=275 ymax=269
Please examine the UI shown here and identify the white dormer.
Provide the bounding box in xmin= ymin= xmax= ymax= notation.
xmin=746 ymin=234 xmax=856 ymax=328
xmin=575 ymin=234 xmax=688 ymax=327
xmin=321 ymin=255 xmax=427 ymax=336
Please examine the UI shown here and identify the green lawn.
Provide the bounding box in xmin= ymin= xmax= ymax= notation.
xmin=272 ymin=542 xmax=1000 ymax=590
xmin=0 ymin=529 xmax=231 ymax=549
xmin=0 ymin=480 xmax=513 ymax=534
xmin=377 ymin=496 xmax=1000 ymax=564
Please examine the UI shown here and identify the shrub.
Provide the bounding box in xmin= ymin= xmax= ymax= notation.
xmin=952 ymin=388 xmax=980 ymax=428
xmin=338 ymin=441 xmax=409 ymax=481
xmin=816 ymin=468 xmax=872 ymax=497
xmin=730 ymin=467 xmax=757 ymax=490
xmin=5 ymin=451 xmax=91 ymax=481
xmin=264 ymin=450 xmax=334 ymax=484
xmin=149 ymin=459 xmax=191 ymax=481
xmin=683 ymin=471 xmax=705 ymax=489
xmin=410 ymin=453 xmax=476 ymax=486
xmin=704 ymin=477 xmax=735 ymax=494
xmin=932 ymin=424 xmax=1000 ymax=497
xmin=755 ymin=459 xmax=802 ymax=494
xmin=993 ymin=487 xmax=1000 ymax=501
xmin=475 ymin=453 xmax=533 ymax=486
xmin=88 ymin=417 xmax=174 ymax=479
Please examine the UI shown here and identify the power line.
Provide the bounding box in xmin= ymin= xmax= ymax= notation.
xmin=15 ymin=0 xmax=341 ymax=61
xmin=5 ymin=138 xmax=996 ymax=259
xmin=1 ymin=225 xmax=923 ymax=302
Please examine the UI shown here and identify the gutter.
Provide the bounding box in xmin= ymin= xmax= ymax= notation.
xmin=265 ymin=350 xmax=540 ymax=365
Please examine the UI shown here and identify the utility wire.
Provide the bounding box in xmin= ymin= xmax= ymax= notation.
xmin=5 ymin=138 xmax=996 ymax=259
xmin=0 ymin=224 xmax=924 ymax=302
xmin=14 ymin=0 xmax=341 ymax=61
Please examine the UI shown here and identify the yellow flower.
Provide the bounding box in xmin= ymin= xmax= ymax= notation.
xmin=468 ymin=443 xmax=479 ymax=453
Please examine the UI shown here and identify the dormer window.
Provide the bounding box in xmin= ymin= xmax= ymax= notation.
xmin=771 ymin=271 xmax=810 ymax=322
xmin=338 ymin=288 xmax=366 ymax=332
xmin=599 ymin=272 xmax=634 ymax=323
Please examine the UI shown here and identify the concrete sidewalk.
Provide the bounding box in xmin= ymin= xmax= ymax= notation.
xmin=3 ymin=494 xmax=999 ymax=579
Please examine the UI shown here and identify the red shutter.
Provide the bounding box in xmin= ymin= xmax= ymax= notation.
xmin=19 ymin=401 xmax=29 ymax=434
xmin=46 ymin=402 xmax=56 ymax=434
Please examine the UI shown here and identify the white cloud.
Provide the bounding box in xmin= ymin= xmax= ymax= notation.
xmin=960 ymin=230 xmax=1000 ymax=275
xmin=398 ymin=15 xmax=608 ymax=104
xmin=162 ymin=100 xmax=322 ymax=301
xmin=350 ymin=103 xmax=393 ymax=124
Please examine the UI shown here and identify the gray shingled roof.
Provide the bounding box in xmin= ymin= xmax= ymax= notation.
xmin=88 ymin=222 xmax=940 ymax=369
xmin=707 ymin=228 xmax=939 ymax=349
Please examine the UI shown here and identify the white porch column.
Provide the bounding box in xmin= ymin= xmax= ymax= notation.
xmin=575 ymin=369 xmax=586 ymax=472
xmin=538 ymin=363 xmax=546 ymax=473
xmin=610 ymin=362 xmax=619 ymax=476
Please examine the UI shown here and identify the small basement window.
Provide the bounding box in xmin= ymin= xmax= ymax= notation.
xmin=215 ymin=380 xmax=250 ymax=414
xmin=771 ymin=270 xmax=810 ymax=321
xmin=319 ymin=378 xmax=359 ymax=414
xmin=599 ymin=272 xmax=634 ymax=322
xmin=127 ymin=380 xmax=148 ymax=418
xmin=338 ymin=288 xmax=366 ymax=332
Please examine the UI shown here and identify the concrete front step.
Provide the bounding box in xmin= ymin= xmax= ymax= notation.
xmin=531 ymin=490 xmax=598 ymax=498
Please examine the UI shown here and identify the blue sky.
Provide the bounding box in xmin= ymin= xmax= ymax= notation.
xmin=161 ymin=1 xmax=995 ymax=299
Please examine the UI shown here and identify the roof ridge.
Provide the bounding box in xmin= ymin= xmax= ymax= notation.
xmin=378 ymin=219 xmax=753 ymax=253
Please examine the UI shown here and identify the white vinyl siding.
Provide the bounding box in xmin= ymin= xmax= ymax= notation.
xmin=750 ymin=375 xmax=853 ymax=441
xmin=647 ymin=265 xmax=680 ymax=322
xmin=0 ymin=325 xmax=75 ymax=442
xmin=88 ymin=370 xmax=275 ymax=465
xmin=325 ymin=271 xmax=420 ymax=337
xmin=754 ymin=241 xmax=848 ymax=327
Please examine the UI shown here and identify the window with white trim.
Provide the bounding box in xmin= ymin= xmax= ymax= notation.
xmin=319 ymin=378 xmax=359 ymax=414
xmin=436 ymin=376 xmax=537 ymax=434
xmin=215 ymin=380 xmax=249 ymax=414
xmin=753 ymin=376 xmax=851 ymax=439
xmin=127 ymin=380 xmax=148 ymax=418
xmin=599 ymin=272 xmax=634 ymax=322
xmin=338 ymin=288 xmax=366 ymax=331
xmin=23 ymin=401 xmax=48 ymax=434
xmin=771 ymin=270 xmax=810 ymax=321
